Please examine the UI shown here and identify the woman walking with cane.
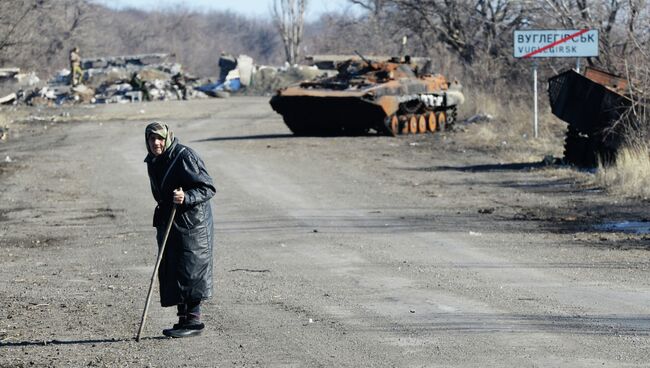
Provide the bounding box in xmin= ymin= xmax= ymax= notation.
xmin=143 ymin=122 xmax=216 ymax=338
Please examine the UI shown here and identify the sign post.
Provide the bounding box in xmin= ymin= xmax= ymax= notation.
xmin=513 ymin=29 xmax=599 ymax=138
xmin=533 ymin=60 xmax=538 ymax=138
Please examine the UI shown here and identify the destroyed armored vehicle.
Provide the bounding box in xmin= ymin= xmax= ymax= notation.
xmin=269 ymin=57 xmax=464 ymax=136
xmin=548 ymin=67 xmax=639 ymax=167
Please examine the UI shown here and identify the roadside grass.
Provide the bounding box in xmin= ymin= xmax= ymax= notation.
xmin=593 ymin=58 xmax=650 ymax=199
xmin=596 ymin=143 xmax=650 ymax=199
xmin=457 ymin=88 xmax=566 ymax=162
xmin=460 ymin=89 xmax=650 ymax=200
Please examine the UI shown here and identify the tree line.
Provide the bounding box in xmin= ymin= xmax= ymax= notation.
xmin=1 ymin=0 xmax=648 ymax=90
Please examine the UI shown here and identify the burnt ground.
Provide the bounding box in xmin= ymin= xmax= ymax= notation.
xmin=0 ymin=97 xmax=649 ymax=367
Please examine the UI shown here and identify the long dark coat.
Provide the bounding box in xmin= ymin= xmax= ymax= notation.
xmin=145 ymin=138 xmax=216 ymax=307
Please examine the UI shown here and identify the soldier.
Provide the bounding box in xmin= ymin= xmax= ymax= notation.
xmin=172 ymin=72 xmax=190 ymax=100
xmin=69 ymin=47 xmax=82 ymax=86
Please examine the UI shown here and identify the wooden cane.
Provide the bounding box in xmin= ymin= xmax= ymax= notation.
xmin=136 ymin=200 xmax=178 ymax=342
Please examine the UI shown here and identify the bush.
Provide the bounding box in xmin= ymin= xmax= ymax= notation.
xmin=457 ymin=85 xmax=567 ymax=162
xmin=596 ymin=143 xmax=650 ymax=199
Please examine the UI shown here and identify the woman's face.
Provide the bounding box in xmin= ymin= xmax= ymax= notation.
xmin=148 ymin=134 xmax=165 ymax=156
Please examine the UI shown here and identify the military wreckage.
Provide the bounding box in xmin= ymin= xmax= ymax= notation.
xmin=548 ymin=67 xmax=642 ymax=167
xmin=270 ymin=55 xmax=464 ymax=136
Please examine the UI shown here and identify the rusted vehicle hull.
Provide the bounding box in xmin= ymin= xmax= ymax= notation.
xmin=270 ymin=58 xmax=464 ymax=136
xmin=548 ymin=67 xmax=633 ymax=167
xmin=270 ymin=95 xmax=390 ymax=136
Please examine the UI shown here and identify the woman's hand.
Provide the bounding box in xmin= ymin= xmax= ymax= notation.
xmin=173 ymin=187 xmax=184 ymax=204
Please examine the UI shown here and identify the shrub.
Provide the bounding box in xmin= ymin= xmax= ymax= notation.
xmin=458 ymin=86 xmax=567 ymax=161
xmin=596 ymin=143 xmax=650 ymax=199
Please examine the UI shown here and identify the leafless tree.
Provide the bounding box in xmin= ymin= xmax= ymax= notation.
xmin=0 ymin=0 xmax=98 ymax=75
xmin=0 ymin=1 xmax=41 ymax=51
xmin=381 ymin=0 xmax=537 ymax=65
xmin=540 ymin=0 xmax=649 ymax=71
xmin=0 ymin=0 xmax=47 ymax=67
xmin=271 ymin=0 xmax=307 ymax=65
xmin=348 ymin=0 xmax=387 ymax=16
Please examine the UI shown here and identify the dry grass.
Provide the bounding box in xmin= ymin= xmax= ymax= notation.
xmin=594 ymin=57 xmax=650 ymax=198
xmin=596 ymin=143 xmax=650 ymax=199
xmin=458 ymin=88 xmax=566 ymax=162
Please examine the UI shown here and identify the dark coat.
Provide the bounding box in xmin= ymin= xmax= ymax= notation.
xmin=145 ymin=138 xmax=216 ymax=307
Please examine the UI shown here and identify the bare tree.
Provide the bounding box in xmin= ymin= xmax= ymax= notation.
xmin=541 ymin=0 xmax=649 ymax=72
xmin=271 ymin=0 xmax=307 ymax=65
xmin=383 ymin=0 xmax=536 ymax=64
xmin=348 ymin=0 xmax=386 ymax=16
xmin=42 ymin=0 xmax=95 ymax=65
xmin=306 ymin=3 xmax=410 ymax=58
xmin=0 ymin=0 xmax=98 ymax=75
xmin=0 ymin=0 xmax=47 ymax=66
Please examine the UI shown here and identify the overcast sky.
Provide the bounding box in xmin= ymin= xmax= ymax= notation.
xmin=93 ymin=0 xmax=356 ymax=19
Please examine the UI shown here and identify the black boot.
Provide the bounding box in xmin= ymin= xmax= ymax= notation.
xmin=162 ymin=301 xmax=204 ymax=338
xmin=162 ymin=318 xmax=204 ymax=338
xmin=172 ymin=315 xmax=186 ymax=330
xmin=162 ymin=304 xmax=188 ymax=336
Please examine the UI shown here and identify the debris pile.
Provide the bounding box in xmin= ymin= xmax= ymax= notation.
xmin=83 ymin=53 xmax=180 ymax=102
xmin=0 ymin=68 xmax=41 ymax=105
xmin=195 ymin=54 xmax=253 ymax=98
xmin=0 ymin=53 xmax=335 ymax=106
xmin=57 ymin=53 xmax=204 ymax=105
xmin=242 ymin=64 xmax=327 ymax=96
xmin=0 ymin=54 xmax=211 ymax=106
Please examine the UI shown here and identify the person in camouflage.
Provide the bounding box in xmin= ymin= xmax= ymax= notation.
xmin=69 ymin=47 xmax=82 ymax=86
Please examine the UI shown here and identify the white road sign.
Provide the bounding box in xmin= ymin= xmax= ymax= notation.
xmin=514 ymin=29 xmax=599 ymax=58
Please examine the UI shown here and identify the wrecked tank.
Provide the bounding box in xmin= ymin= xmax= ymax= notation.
xmin=548 ymin=67 xmax=636 ymax=167
xmin=269 ymin=57 xmax=464 ymax=136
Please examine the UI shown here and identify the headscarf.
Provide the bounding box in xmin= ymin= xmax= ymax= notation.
xmin=145 ymin=122 xmax=174 ymax=154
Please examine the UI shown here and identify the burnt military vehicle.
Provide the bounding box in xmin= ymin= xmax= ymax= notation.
xmin=548 ymin=67 xmax=637 ymax=167
xmin=269 ymin=57 xmax=464 ymax=136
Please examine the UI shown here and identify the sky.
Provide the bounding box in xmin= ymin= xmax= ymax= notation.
xmin=93 ymin=0 xmax=357 ymax=20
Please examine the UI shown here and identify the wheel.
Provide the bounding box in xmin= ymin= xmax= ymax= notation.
xmin=408 ymin=115 xmax=418 ymax=134
xmin=437 ymin=111 xmax=447 ymax=132
xmin=417 ymin=115 xmax=427 ymax=133
xmin=426 ymin=112 xmax=437 ymax=132
xmin=381 ymin=115 xmax=396 ymax=136
xmin=564 ymin=126 xmax=593 ymax=167
xmin=386 ymin=115 xmax=399 ymax=137
xmin=447 ymin=108 xmax=457 ymax=129
xmin=563 ymin=128 xmax=583 ymax=165
xmin=390 ymin=115 xmax=399 ymax=136
xmin=400 ymin=116 xmax=409 ymax=134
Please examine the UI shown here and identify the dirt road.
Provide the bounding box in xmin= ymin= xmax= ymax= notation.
xmin=1 ymin=98 xmax=649 ymax=367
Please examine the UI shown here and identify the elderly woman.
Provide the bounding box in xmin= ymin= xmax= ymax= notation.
xmin=144 ymin=122 xmax=216 ymax=338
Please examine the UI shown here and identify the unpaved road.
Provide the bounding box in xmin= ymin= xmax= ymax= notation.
xmin=1 ymin=97 xmax=649 ymax=367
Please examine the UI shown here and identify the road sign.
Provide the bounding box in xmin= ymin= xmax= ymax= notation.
xmin=514 ymin=29 xmax=599 ymax=58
